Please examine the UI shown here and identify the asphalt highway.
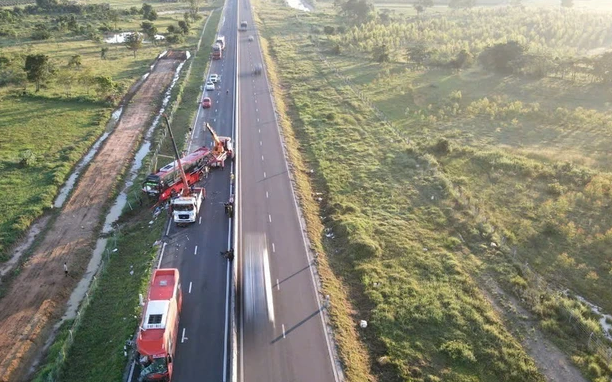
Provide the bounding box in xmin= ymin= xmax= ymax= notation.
xmin=145 ymin=1 xmax=239 ymax=381
xmin=236 ymin=0 xmax=339 ymax=380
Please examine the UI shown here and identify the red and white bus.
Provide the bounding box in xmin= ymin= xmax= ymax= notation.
xmin=142 ymin=147 xmax=211 ymax=203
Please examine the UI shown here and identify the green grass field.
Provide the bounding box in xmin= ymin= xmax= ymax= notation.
xmin=257 ymin=1 xmax=612 ymax=381
xmin=0 ymin=0 xmax=206 ymax=259
xmin=0 ymin=97 xmax=107 ymax=259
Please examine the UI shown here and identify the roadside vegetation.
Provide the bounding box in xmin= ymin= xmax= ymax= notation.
xmin=31 ymin=6 xmax=222 ymax=381
xmin=0 ymin=0 xmax=207 ymax=259
xmin=256 ymin=0 xmax=612 ymax=381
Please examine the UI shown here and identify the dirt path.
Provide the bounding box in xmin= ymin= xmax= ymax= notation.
xmin=482 ymin=277 xmax=587 ymax=382
xmin=0 ymin=51 xmax=186 ymax=382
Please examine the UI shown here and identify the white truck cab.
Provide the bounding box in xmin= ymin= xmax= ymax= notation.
xmin=172 ymin=189 xmax=204 ymax=226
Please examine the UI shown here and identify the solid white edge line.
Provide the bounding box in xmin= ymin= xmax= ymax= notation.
xmin=127 ymin=361 xmax=136 ymax=382
xmin=157 ymin=242 xmax=167 ymax=269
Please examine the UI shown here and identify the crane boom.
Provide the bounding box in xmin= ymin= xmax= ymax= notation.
xmin=164 ymin=114 xmax=190 ymax=195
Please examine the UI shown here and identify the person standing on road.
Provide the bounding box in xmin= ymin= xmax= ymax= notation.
xmin=64 ymin=262 xmax=68 ymax=277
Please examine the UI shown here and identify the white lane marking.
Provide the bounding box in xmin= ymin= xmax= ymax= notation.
xmin=181 ymin=328 xmax=187 ymax=343
xmin=266 ymin=191 xmax=269 ymax=199
xmin=261 ymin=155 xmax=264 ymax=161
xmin=199 ymin=216 xmax=202 ymax=225
xmin=256 ymin=108 xmax=258 ymax=112
xmin=263 ymin=246 xmax=276 ymax=326
xmin=276 ymin=279 xmax=280 ymax=291
xmin=127 ymin=361 xmax=136 ymax=381
xmin=272 ymin=243 xmax=275 ymax=253
xmin=282 ymin=324 xmax=286 ymax=339
xmin=189 ymin=282 xmax=193 ymax=294
xmin=259 ymin=141 xmax=262 ymax=146
xmin=255 ymin=99 xmax=257 ymax=103
xmin=157 ymin=242 xmax=167 ymax=269
xmin=268 ymin=214 xmax=272 ymax=223
xmin=258 ymin=129 xmax=261 ymax=133
xmin=216 ymin=109 xmax=219 ymax=112
xmin=257 ymin=118 xmax=260 ymax=122
xmin=194 ymin=245 xmax=198 ymax=255
xmin=165 ymin=220 xmax=171 ymax=236
xmin=264 ymin=171 xmax=267 ymax=178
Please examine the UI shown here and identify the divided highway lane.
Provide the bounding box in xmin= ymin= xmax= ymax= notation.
xmin=236 ymin=0 xmax=339 ymax=381
xmin=153 ymin=1 xmax=239 ymax=381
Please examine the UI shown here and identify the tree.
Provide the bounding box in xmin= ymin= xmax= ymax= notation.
xmin=100 ymin=47 xmax=109 ymax=60
xmin=109 ymin=10 xmax=119 ymax=31
xmin=141 ymin=22 xmax=158 ymax=44
xmin=56 ymin=69 xmax=76 ymax=96
xmin=188 ymin=0 xmax=201 ymax=20
xmin=24 ymin=54 xmax=54 ymax=91
xmin=561 ymin=0 xmax=573 ymax=7
xmin=448 ymin=0 xmax=475 ymax=8
xmin=94 ymin=75 xmax=118 ymax=102
xmin=323 ymin=26 xmax=335 ymax=34
xmin=124 ymin=32 xmax=144 ymax=58
xmin=178 ymin=20 xmax=190 ymax=34
xmin=450 ymin=49 xmax=473 ymax=70
xmin=338 ymin=0 xmax=373 ymax=24
xmin=68 ymin=54 xmax=82 ymax=70
xmin=0 ymin=55 xmax=26 ymax=87
xmin=141 ymin=3 xmax=153 ymax=17
xmin=509 ymin=0 xmax=523 ymax=6
xmin=406 ymin=44 xmax=431 ymax=68
xmin=592 ymin=52 xmax=612 ymax=83
xmin=414 ymin=0 xmax=434 ymax=15
xmin=146 ymin=9 xmax=158 ymax=21
xmin=478 ymin=41 xmax=525 ymax=74
xmin=373 ymin=44 xmax=390 ymax=63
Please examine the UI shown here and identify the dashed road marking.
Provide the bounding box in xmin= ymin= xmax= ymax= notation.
xmin=272 ymin=243 xmax=275 ymax=253
xmin=282 ymin=324 xmax=286 ymax=339
xmin=194 ymin=245 xmax=198 ymax=255
xmin=189 ymin=282 xmax=193 ymax=294
xmin=268 ymin=214 xmax=272 ymax=223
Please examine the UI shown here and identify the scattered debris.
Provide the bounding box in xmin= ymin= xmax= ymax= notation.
xmin=490 ymin=242 xmax=498 ymax=248
xmin=359 ymin=320 xmax=368 ymax=328
xmin=423 ymin=248 xmax=428 ymax=252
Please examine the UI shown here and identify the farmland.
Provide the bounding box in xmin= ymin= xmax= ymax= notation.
xmin=256 ymin=1 xmax=612 ymax=381
xmin=0 ymin=0 xmax=204 ymax=259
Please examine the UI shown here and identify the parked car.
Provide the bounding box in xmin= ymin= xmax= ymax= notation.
xmin=209 ymin=73 xmax=219 ymax=83
xmin=201 ymin=97 xmax=211 ymax=108
xmin=205 ymin=81 xmax=215 ymax=91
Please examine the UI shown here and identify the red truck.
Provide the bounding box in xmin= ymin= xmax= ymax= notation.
xmin=137 ymin=269 xmax=183 ymax=382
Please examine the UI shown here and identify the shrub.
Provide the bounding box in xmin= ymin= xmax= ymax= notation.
xmin=440 ymin=340 xmax=477 ymax=363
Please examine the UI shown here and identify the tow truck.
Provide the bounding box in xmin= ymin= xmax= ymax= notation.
xmin=161 ymin=115 xmax=206 ymax=226
xmin=205 ymin=122 xmax=234 ymax=169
